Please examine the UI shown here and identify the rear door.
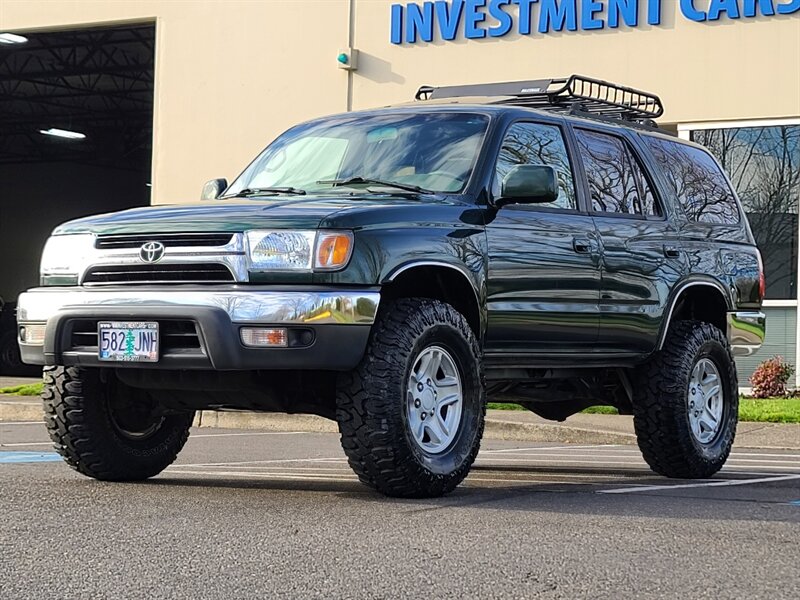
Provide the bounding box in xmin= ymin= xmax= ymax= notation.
xmin=484 ymin=119 xmax=601 ymax=361
xmin=571 ymin=126 xmax=685 ymax=354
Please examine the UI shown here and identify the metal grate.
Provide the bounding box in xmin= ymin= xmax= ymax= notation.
xmin=95 ymin=233 xmax=234 ymax=249
xmin=82 ymin=263 xmax=235 ymax=285
xmin=69 ymin=319 xmax=202 ymax=352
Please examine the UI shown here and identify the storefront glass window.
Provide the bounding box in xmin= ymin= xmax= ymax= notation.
xmin=691 ymin=126 xmax=800 ymax=300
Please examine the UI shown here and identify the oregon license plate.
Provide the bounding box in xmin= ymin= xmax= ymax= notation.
xmin=98 ymin=322 xmax=159 ymax=362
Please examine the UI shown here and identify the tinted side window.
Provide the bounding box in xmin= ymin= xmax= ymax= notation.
xmin=574 ymin=129 xmax=659 ymax=216
xmin=644 ymin=136 xmax=740 ymax=224
xmin=493 ymin=122 xmax=577 ymax=210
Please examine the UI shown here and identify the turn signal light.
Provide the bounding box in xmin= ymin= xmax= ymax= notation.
xmin=19 ymin=324 xmax=46 ymax=345
xmin=240 ymin=327 xmax=288 ymax=348
xmin=315 ymin=232 xmax=353 ymax=270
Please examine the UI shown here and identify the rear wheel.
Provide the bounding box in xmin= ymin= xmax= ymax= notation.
xmin=42 ymin=366 xmax=194 ymax=481
xmin=336 ymin=298 xmax=485 ymax=498
xmin=632 ymin=320 xmax=738 ymax=479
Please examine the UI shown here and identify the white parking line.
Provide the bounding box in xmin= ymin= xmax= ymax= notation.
xmin=190 ymin=432 xmax=307 ymax=438
xmin=479 ymin=451 xmax=800 ymax=463
xmin=481 ymin=445 xmax=623 ymax=454
xmin=598 ymin=473 xmax=800 ymax=494
xmin=0 ymin=422 xmax=43 ymax=426
xmin=167 ymin=469 xmax=355 ymax=482
xmin=169 ymin=457 xmax=347 ymax=468
xmin=0 ymin=441 xmax=52 ymax=447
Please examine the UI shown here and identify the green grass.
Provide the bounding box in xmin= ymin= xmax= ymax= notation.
xmin=489 ymin=397 xmax=800 ymax=423
xmin=486 ymin=402 xmax=527 ymax=411
xmin=739 ymin=397 xmax=800 ymax=423
xmin=0 ymin=382 xmax=44 ymax=396
xmin=2 ymin=387 xmax=798 ymax=423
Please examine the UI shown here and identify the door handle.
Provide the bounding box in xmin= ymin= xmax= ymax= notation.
xmin=663 ymin=245 xmax=681 ymax=258
xmin=573 ymin=238 xmax=592 ymax=254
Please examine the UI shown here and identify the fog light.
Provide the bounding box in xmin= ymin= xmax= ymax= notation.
xmin=20 ymin=324 xmax=46 ymax=345
xmin=240 ymin=327 xmax=288 ymax=348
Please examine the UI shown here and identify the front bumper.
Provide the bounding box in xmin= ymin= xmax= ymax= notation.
xmin=727 ymin=310 xmax=766 ymax=357
xmin=17 ymin=286 xmax=380 ymax=371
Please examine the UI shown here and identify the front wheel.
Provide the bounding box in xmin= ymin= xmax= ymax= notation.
xmin=42 ymin=366 xmax=194 ymax=481
xmin=632 ymin=320 xmax=739 ymax=479
xmin=336 ymin=298 xmax=485 ymax=498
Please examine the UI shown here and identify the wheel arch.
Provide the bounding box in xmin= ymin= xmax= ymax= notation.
xmin=382 ymin=261 xmax=484 ymax=339
xmin=656 ymin=279 xmax=732 ymax=351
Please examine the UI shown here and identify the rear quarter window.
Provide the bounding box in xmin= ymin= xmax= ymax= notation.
xmin=643 ymin=136 xmax=740 ymax=225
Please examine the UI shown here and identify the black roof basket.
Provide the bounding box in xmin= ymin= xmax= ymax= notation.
xmin=415 ymin=74 xmax=664 ymax=122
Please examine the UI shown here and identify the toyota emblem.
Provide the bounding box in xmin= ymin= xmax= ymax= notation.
xmin=139 ymin=241 xmax=166 ymax=263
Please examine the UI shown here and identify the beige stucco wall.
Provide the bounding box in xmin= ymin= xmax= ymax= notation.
xmin=1 ymin=0 xmax=799 ymax=205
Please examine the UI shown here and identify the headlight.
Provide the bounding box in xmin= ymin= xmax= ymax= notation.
xmin=245 ymin=230 xmax=353 ymax=272
xmin=40 ymin=234 xmax=95 ymax=279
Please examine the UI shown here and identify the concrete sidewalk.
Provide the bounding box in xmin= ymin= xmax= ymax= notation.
xmin=2 ymin=393 xmax=798 ymax=449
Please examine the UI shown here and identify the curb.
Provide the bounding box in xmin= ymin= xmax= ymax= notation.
xmin=0 ymin=401 xmax=636 ymax=444
xmin=3 ymin=401 xmax=798 ymax=450
xmin=192 ymin=411 xmax=637 ymax=444
xmin=0 ymin=399 xmax=42 ymax=423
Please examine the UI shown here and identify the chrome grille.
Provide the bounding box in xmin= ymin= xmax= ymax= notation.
xmin=95 ymin=233 xmax=234 ymax=250
xmin=82 ymin=263 xmax=235 ymax=285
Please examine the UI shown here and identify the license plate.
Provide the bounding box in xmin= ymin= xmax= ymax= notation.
xmin=98 ymin=322 xmax=159 ymax=362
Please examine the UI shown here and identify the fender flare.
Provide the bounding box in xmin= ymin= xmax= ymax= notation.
xmin=656 ymin=278 xmax=732 ymax=351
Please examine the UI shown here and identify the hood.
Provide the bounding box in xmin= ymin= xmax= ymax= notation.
xmin=53 ymin=194 xmax=457 ymax=235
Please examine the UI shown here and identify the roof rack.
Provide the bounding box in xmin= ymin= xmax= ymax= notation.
xmin=415 ymin=74 xmax=664 ymax=122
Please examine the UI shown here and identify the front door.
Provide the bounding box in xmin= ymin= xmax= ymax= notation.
xmin=484 ymin=120 xmax=601 ymax=361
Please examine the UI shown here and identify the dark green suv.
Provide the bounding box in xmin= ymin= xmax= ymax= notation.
xmin=18 ymin=76 xmax=765 ymax=497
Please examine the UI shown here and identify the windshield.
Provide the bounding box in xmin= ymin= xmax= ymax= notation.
xmin=225 ymin=112 xmax=489 ymax=196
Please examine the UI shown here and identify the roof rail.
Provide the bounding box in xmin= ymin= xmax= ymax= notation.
xmin=415 ymin=74 xmax=664 ymax=122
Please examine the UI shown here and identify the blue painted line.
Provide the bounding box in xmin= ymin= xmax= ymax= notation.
xmin=0 ymin=451 xmax=61 ymax=464
xmin=790 ymin=500 xmax=800 ymax=507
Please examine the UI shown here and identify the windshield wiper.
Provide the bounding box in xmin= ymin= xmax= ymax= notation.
xmin=225 ymin=186 xmax=306 ymax=198
xmin=317 ymin=177 xmax=432 ymax=194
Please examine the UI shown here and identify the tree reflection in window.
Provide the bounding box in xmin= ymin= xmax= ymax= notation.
xmin=575 ymin=129 xmax=658 ymax=216
xmin=644 ymin=136 xmax=740 ymax=225
xmin=691 ymin=126 xmax=800 ymax=300
xmin=493 ymin=123 xmax=576 ymax=210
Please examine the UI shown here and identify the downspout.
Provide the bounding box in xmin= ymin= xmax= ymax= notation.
xmin=346 ymin=0 xmax=355 ymax=111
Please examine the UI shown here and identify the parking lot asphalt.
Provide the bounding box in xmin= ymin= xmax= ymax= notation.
xmin=1 ymin=422 xmax=798 ymax=599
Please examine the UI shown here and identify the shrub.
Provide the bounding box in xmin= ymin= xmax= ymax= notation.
xmin=749 ymin=356 xmax=795 ymax=399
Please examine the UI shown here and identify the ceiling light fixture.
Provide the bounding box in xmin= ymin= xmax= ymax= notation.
xmin=0 ymin=33 xmax=29 ymax=45
xmin=39 ymin=128 xmax=86 ymax=140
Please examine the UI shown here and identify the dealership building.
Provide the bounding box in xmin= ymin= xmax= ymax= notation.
xmin=0 ymin=0 xmax=798 ymax=381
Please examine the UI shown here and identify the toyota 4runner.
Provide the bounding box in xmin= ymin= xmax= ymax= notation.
xmin=17 ymin=75 xmax=766 ymax=497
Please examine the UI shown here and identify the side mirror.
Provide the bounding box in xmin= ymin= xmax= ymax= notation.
xmin=497 ymin=165 xmax=558 ymax=208
xmin=201 ymin=178 xmax=228 ymax=201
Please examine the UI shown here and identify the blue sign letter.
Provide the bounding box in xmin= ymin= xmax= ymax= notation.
xmin=406 ymin=2 xmax=435 ymax=42
xmin=742 ymin=0 xmax=775 ymax=16
xmin=539 ymin=0 xmax=577 ymax=33
xmin=680 ymin=0 xmax=707 ymax=20
xmin=582 ymin=0 xmax=605 ymax=29
xmin=708 ymin=0 xmax=741 ymax=19
xmin=391 ymin=4 xmax=403 ymax=44
xmin=436 ymin=0 xmax=466 ymax=40
xmin=647 ymin=0 xmax=662 ymax=24
xmin=465 ymin=0 xmax=488 ymax=38
xmin=777 ymin=0 xmax=800 ymax=14
xmin=609 ymin=0 xmax=638 ymax=27
xmin=513 ymin=0 xmax=539 ymax=35
xmin=489 ymin=0 xmax=514 ymax=36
